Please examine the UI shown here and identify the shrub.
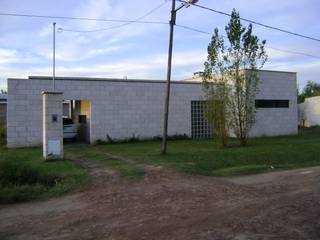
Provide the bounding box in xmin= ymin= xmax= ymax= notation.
xmin=0 ymin=159 xmax=61 ymax=187
xmin=167 ymin=134 xmax=190 ymax=141
xmin=0 ymin=148 xmax=89 ymax=204
xmin=0 ymin=184 xmax=47 ymax=203
xmin=97 ymin=134 xmax=191 ymax=145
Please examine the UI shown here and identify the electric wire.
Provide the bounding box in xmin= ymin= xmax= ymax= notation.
xmin=0 ymin=12 xmax=167 ymax=25
xmin=0 ymin=5 xmax=319 ymax=60
xmin=177 ymin=0 xmax=320 ymax=43
xmin=176 ymin=24 xmax=320 ymax=59
xmin=60 ymin=1 xmax=169 ymax=33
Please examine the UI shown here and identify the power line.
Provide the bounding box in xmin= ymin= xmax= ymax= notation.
xmin=60 ymin=1 xmax=169 ymax=33
xmin=177 ymin=0 xmax=320 ymax=43
xmin=0 ymin=12 xmax=167 ymax=25
xmin=176 ymin=24 xmax=210 ymax=35
xmin=266 ymin=47 xmax=320 ymax=59
xmin=176 ymin=24 xmax=320 ymax=59
xmin=1 ymin=8 xmax=319 ymax=59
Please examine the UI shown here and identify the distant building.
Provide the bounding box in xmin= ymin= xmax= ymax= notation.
xmin=7 ymin=70 xmax=297 ymax=148
xmin=0 ymin=94 xmax=7 ymax=123
xmin=298 ymin=96 xmax=320 ymax=127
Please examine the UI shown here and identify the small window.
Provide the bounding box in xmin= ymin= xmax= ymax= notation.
xmin=255 ymin=100 xmax=289 ymax=108
xmin=63 ymin=118 xmax=74 ymax=125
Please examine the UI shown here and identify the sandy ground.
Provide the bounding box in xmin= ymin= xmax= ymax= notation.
xmin=0 ymin=157 xmax=320 ymax=240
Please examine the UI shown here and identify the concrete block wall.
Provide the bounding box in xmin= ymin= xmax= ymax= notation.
xmin=7 ymin=77 xmax=203 ymax=147
xmin=7 ymin=70 xmax=298 ymax=148
xmin=42 ymin=92 xmax=63 ymax=159
xmin=250 ymin=70 xmax=298 ymax=136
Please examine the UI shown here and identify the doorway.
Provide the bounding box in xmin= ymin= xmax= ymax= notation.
xmin=63 ymin=99 xmax=91 ymax=144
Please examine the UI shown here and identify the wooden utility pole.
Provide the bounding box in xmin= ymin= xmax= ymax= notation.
xmin=161 ymin=0 xmax=176 ymax=154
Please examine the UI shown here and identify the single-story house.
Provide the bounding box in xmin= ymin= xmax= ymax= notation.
xmin=0 ymin=93 xmax=7 ymax=123
xmin=7 ymin=70 xmax=298 ymax=148
xmin=298 ymin=96 xmax=320 ymax=127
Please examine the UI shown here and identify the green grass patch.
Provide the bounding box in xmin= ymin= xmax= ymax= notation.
xmin=0 ymin=148 xmax=89 ymax=204
xmin=66 ymin=147 xmax=145 ymax=178
xmin=85 ymin=127 xmax=320 ymax=177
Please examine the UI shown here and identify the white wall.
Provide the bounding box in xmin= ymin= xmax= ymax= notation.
xmin=298 ymin=96 xmax=320 ymax=127
xmin=7 ymin=71 xmax=298 ymax=148
xmin=249 ymin=71 xmax=298 ymax=137
xmin=7 ymin=77 xmax=203 ymax=147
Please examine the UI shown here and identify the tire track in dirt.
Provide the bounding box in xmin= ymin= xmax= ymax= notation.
xmin=1 ymin=153 xmax=320 ymax=240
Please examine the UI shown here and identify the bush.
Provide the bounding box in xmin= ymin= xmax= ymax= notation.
xmin=0 ymin=148 xmax=89 ymax=204
xmin=0 ymin=159 xmax=61 ymax=188
xmin=0 ymin=184 xmax=47 ymax=203
xmin=96 ymin=134 xmax=191 ymax=145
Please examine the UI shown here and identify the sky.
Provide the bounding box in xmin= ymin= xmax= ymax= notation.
xmin=0 ymin=0 xmax=319 ymax=91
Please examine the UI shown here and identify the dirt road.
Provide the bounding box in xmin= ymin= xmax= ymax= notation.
xmin=1 ymin=161 xmax=320 ymax=240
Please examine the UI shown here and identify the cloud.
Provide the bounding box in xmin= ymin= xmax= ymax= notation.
xmin=0 ymin=49 xmax=205 ymax=86
xmin=0 ymin=48 xmax=40 ymax=64
xmin=265 ymin=48 xmax=300 ymax=61
xmin=0 ymin=0 xmax=319 ymax=91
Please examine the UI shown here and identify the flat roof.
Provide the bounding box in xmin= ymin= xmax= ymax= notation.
xmin=7 ymin=76 xmax=202 ymax=85
xmin=254 ymin=69 xmax=296 ymax=74
xmin=0 ymin=94 xmax=7 ymax=101
xmin=7 ymin=69 xmax=296 ymax=84
xmin=304 ymin=95 xmax=320 ymax=101
xmin=0 ymin=96 xmax=7 ymax=104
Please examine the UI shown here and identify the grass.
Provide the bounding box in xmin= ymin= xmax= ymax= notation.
xmin=66 ymin=146 xmax=145 ymax=178
xmin=2 ymin=127 xmax=319 ymax=203
xmin=0 ymin=147 xmax=89 ymax=204
xmin=81 ymin=127 xmax=320 ymax=177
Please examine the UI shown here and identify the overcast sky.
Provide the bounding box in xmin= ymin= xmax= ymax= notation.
xmin=0 ymin=0 xmax=319 ymax=90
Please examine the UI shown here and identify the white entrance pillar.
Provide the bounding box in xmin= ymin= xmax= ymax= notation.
xmin=42 ymin=91 xmax=63 ymax=160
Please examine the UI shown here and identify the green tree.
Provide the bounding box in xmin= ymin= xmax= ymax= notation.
xmin=298 ymin=81 xmax=320 ymax=103
xmin=203 ymin=28 xmax=231 ymax=148
xmin=203 ymin=9 xmax=267 ymax=147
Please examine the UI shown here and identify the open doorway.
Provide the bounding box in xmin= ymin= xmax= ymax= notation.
xmin=63 ymin=99 xmax=91 ymax=144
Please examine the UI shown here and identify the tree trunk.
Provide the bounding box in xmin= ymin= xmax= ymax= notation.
xmin=240 ymin=137 xmax=247 ymax=146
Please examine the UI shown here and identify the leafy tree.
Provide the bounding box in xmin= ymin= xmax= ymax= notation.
xmin=203 ymin=28 xmax=231 ymax=148
xmin=203 ymin=9 xmax=267 ymax=147
xmin=298 ymin=81 xmax=320 ymax=103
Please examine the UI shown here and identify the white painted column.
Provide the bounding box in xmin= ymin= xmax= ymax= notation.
xmin=42 ymin=91 xmax=63 ymax=160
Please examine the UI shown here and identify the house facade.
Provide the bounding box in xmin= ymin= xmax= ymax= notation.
xmin=7 ymin=70 xmax=297 ymax=148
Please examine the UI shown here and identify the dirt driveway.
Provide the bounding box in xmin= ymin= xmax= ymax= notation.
xmin=1 ymin=157 xmax=320 ymax=240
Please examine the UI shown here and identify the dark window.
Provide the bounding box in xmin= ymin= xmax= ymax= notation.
xmin=191 ymin=101 xmax=213 ymax=139
xmin=52 ymin=114 xmax=58 ymax=123
xmin=255 ymin=100 xmax=289 ymax=108
xmin=63 ymin=118 xmax=74 ymax=125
